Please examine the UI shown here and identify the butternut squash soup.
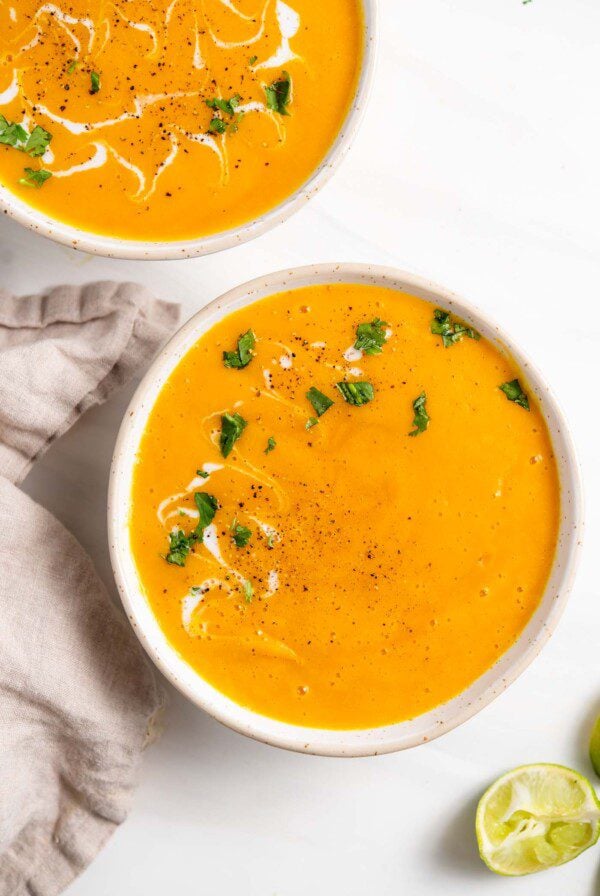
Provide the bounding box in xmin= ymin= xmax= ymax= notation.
xmin=0 ymin=0 xmax=362 ymax=241
xmin=129 ymin=284 xmax=560 ymax=730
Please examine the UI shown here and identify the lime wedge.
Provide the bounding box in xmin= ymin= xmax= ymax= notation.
xmin=476 ymin=764 xmax=600 ymax=875
xmin=590 ymin=716 xmax=600 ymax=778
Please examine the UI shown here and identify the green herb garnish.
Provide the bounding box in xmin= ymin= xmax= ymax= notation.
xmin=220 ymin=412 xmax=247 ymax=458
xmin=223 ymin=330 xmax=256 ymax=369
xmin=0 ymin=118 xmax=52 ymax=157
xmin=249 ymin=55 xmax=258 ymax=65
xmin=243 ymin=579 xmax=254 ymax=602
xmin=231 ymin=520 xmax=252 ymax=548
xmin=165 ymin=529 xmax=195 ymax=566
xmin=305 ymin=416 xmax=318 ymax=430
xmin=265 ymin=436 xmax=276 ymax=454
xmin=409 ymin=392 xmax=429 ymax=436
xmin=90 ymin=71 xmax=101 ymax=94
xmin=354 ymin=318 xmax=389 ymax=355
xmin=19 ymin=167 xmax=52 ymax=188
xmin=267 ymin=532 xmax=275 ymax=549
xmin=206 ymin=95 xmax=243 ymax=135
xmin=67 ymin=59 xmax=78 ymax=75
xmin=431 ymin=308 xmax=480 ymax=347
xmin=336 ymin=381 xmax=374 ymax=406
xmin=206 ymin=95 xmax=241 ymax=116
xmin=265 ymin=71 xmax=292 ymax=115
xmin=306 ymin=386 xmax=334 ymax=417
xmin=499 ymin=379 xmax=530 ymax=410
xmin=196 ymin=469 xmax=209 ymax=478
xmin=164 ymin=493 xmax=217 ymax=566
xmin=193 ymin=492 xmax=218 ymax=534
xmin=208 ymin=117 xmax=227 ymax=134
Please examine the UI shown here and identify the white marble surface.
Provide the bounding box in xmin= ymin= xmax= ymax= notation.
xmin=4 ymin=0 xmax=600 ymax=892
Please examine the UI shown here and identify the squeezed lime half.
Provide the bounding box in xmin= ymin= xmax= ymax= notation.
xmin=476 ymin=763 xmax=600 ymax=875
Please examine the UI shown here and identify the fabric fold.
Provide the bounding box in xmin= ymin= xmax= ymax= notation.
xmin=0 ymin=281 xmax=179 ymax=896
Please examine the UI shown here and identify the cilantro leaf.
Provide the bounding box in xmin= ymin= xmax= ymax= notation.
xmin=431 ymin=308 xmax=480 ymax=347
xmin=19 ymin=168 xmax=52 ymax=188
xmin=231 ymin=520 xmax=252 ymax=548
xmin=24 ymin=126 xmax=52 ymax=157
xmin=208 ymin=117 xmax=227 ymax=134
xmin=354 ymin=318 xmax=389 ymax=355
xmin=306 ymin=386 xmax=334 ymax=417
xmin=305 ymin=416 xmax=318 ymax=430
xmin=265 ymin=71 xmax=292 ymax=115
xmin=336 ymin=381 xmax=374 ymax=406
xmin=67 ymin=59 xmax=78 ymax=74
xmin=206 ymin=95 xmax=241 ymax=116
xmin=223 ymin=330 xmax=256 ymax=368
xmin=243 ymin=579 xmax=254 ymax=602
xmin=499 ymin=379 xmax=530 ymax=410
xmin=90 ymin=71 xmax=101 ymax=94
xmin=165 ymin=529 xmax=194 ymax=566
xmin=265 ymin=436 xmax=276 ymax=454
xmin=249 ymin=55 xmax=258 ymax=65
xmin=0 ymin=117 xmax=28 ymax=148
xmin=196 ymin=469 xmax=209 ymax=478
xmin=194 ymin=492 xmax=218 ymax=534
xmin=409 ymin=392 xmax=429 ymax=436
xmin=220 ymin=412 xmax=247 ymax=457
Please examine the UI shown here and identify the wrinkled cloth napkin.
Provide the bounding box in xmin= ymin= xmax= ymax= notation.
xmin=0 ymin=282 xmax=179 ymax=896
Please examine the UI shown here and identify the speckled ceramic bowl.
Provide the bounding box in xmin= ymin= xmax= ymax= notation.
xmin=108 ymin=264 xmax=583 ymax=756
xmin=0 ymin=3 xmax=376 ymax=260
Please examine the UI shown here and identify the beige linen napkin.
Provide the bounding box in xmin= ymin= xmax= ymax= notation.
xmin=0 ymin=282 xmax=179 ymax=896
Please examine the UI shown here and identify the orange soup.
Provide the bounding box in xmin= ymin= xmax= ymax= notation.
xmin=0 ymin=0 xmax=362 ymax=241
xmin=130 ymin=284 xmax=560 ymax=730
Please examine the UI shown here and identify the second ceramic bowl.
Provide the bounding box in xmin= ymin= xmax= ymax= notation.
xmin=108 ymin=263 xmax=583 ymax=757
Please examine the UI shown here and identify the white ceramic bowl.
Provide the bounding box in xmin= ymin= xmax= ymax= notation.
xmin=0 ymin=4 xmax=376 ymax=260
xmin=108 ymin=263 xmax=583 ymax=756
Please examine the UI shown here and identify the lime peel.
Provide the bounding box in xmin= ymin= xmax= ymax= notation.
xmin=476 ymin=763 xmax=600 ymax=876
xmin=589 ymin=716 xmax=600 ymax=778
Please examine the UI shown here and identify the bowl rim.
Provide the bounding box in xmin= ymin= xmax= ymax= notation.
xmin=0 ymin=1 xmax=377 ymax=260
xmin=108 ymin=263 xmax=584 ymax=756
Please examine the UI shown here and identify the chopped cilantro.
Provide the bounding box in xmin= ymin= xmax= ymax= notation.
xmin=208 ymin=117 xmax=227 ymax=134
xmin=194 ymin=492 xmax=218 ymax=534
xmin=223 ymin=330 xmax=256 ymax=368
xmin=336 ymin=381 xmax=374 ymax=406
xmin=19 ymin=168 xmax=52 ymax=188
xmin=90 ymin=71 xmax=101 ymax=94
xmin=431 ymin=308 xmax=480 ymax=347
xmin=499 ymin=379 xmax=530 ymax=410
xmin=306 ymin=386 xmax=334 ymax=417
xmin=243 ymin=579 xmax=254 ymax=602
xmin=206 ymin=95 xmax=243 ymax=135
xmin=165 ymin=529 xmax=194 ymax=567
xmin=196 ymin=469 xmax=209 ymax=478
xmin=409 ymin=392 xmax=429 ymax=436
xmin=0 ymin=118 xmax=52 ymax=157
xmin=249 ymin=55 xmax=258 ymax=65
xmin=265 ymin=436 xmax=276 ymax=454
xmin=267 ymin=532 xmax=275 ymax=549
xmin=220 ymin=412 xmax=247 ymax=457
xmin=24 ymin=126 xmax=52 ymax=158
xmin=163 ymin=492 xmax=217 ymax=566
xmin=305 ymin=416 xmax=318 ymax=430
xmin=67 ymin=59 xmax=78 ymax=74
xmin=206 ymin=95 xmax=241 ymax=116
xmin=231 ymin=520 xmax=252 ymax=548
xmin=354 ymin=318 xmax=389 ymax=355
xmin=265 ymin=71 xmax=292 ymax=115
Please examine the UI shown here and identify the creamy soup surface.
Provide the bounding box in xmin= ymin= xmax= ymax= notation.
xmin=0 ymin=0 xmax=362 ymax=240
xmin=130 ymin=284 xmax=560 ymax=730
